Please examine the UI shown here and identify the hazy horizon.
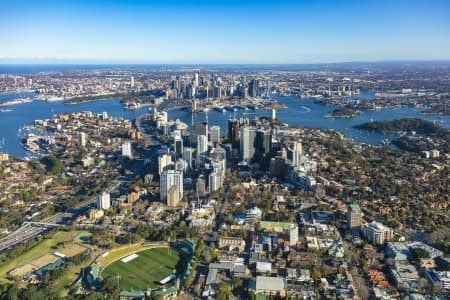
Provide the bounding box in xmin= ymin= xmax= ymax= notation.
xmin=1 ymin=59 xmax=450 ymax=66
xmin=1 ymin=0 xmax=450 ymax=64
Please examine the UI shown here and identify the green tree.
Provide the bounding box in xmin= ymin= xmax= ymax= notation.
xmin=102 ymin=276 xmax=120 ymax=299
xmin=217 ymin=282 xmax=231 ymax=300
xmin=41 ymin=154 xmax=64 ymax=175
xmin=410 ymin=248 xmax=430 ymax=262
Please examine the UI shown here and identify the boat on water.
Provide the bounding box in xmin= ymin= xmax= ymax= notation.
xmin=381 ymin=138 xmax=390 ymax=145
xmin=0 ymin=109 xmax=12 ymax=113
xmin=301 ymin=105 xmax=311 ymax=112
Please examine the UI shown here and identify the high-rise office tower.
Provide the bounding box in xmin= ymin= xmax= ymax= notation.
xmin=167 ymin=185 xmax=180 ymax=208
xmin=209 ymin=172 xmax=221 ymax=193
xmin=191 ymin=122 xmax=208 ymax=146
xmin=122 ymin=142 xmax=132 ymax=158
xmin=290 ymin=224 xmax=299 ymax=245
xmin=79 ymin=132 xmax=87 ymax=147
xmin=96 ymin=191 xmax=110 ymax=210
xmin=348 ymin=204 xmax=363 ymax=230
xmin=197 ymin=134 xmax=208 ymax=168
xmin=209 ymin=125 xmax=221 ymax=145
xmin=255 ymin=129 xmax=271 ymax=155
xmin=248 ymin=79 xmax=259 ymax=97
xmin=160 ymin=170 xmax=183 ymax=203
xmin=186 ymin=84 xmax=194 ymax=99
xmin=194 ymin=70 xmax=199 ymax=90
xmin=240 ymin=126 xmax=257 ymax=161
xmin=227 ymin=119 xmax=240 ymax=148
xmin=196 ymin=176 xmax=206 ymax=193
xmin=183 ymin=147 xmax=194 ymax=170
xmin=158 ymin=154 xmax=173 ymax=175
xmin=130 ymin=76 xmax=135 ymax=88
xmin=292 ymin=142 xmax=303 ymax=166
xmin=173 ymin=135 xmax=183 ymax=157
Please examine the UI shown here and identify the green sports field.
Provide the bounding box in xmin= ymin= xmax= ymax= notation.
xmin=101 ymin=247 xmax=180 ymax=290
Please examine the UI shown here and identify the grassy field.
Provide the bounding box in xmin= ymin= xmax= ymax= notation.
xmin=101 ymin=248 xmax=180 ymax=290
xmin=98 ymin=244 xmax=148 ymax=266
xmin=0 ymin=230 xmax=80 ymax=281
xmin=0 ymin=230 xmax=95 ymax=298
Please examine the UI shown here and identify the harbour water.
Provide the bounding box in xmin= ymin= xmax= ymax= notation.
xmin=0 ymin=93 xmax=448 ymax=158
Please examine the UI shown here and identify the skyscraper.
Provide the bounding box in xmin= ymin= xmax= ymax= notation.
xmin=197 ymin=134 xmax=208 ymax=168
xmin=240 ymin=126 xmax=257 ymax=161
xmin=122 ymin=142 xmax=132 ymax=158
xmin=96 ymin=191 xmax=110 ymax=210
xmin=167 ymin=185 xmax=180 ymax=208
xmin=160 ymin=170 xmax=183 ymax=203
xmin=194 ymin=70 xmax=199 ymax=90
xmin=348 ymin=204 xmax=363 ymax=230
xmin=183 ymin=147 xmax=194 ymax=170
xmin=173 ymin=135 xmax=183 ymax=157
xmin=227 ymin=119 xmax=240 ymax=148
xmin=209 ymin=125 xmax=221 ymax=145
xmin=292 ymin=142 xmax=303 ymax=166
xmin=158 ymin=154 xmax=173 ymax=175
xmin=248 ymin=79 xmax=259 ymax=97
xmin=255 ymin=129 xmax=271 ymax=155
xmin=79 ymin=132 xmax=87 ymax=147
xmin=290 ymin=224 xmax=299 ymax=245
xmin=196 ymin=176 xmax=206 ymax=193
xmin=191 ymin=122 xmax=208 ymax=146
xmin=209 ymin=172 xmax=221 ymax=193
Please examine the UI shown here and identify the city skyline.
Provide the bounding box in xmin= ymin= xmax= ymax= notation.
xmin=1 ymin=0 xmax=450 ymax=64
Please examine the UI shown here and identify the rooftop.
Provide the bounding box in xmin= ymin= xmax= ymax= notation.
xmin=255 ymin=276 xmax=285 ymax=292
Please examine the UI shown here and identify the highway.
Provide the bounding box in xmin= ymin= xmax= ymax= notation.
xmin=0 ymin=110 xmax=161 ymax=253
xmin=0 ymin=196 xmax=97 ymax=252
xmin=0 ymin=154 xmax=142 ymax=253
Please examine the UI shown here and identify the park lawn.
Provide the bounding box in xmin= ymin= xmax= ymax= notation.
xmin=98 ymin=244 xmax=147 ymax=266
xmin=0 ymin=230 xmax=80 ymax=282
xmin=101 ymin=248 xmax=180 ymax=290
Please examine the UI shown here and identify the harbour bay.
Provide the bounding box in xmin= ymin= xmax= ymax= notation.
xmin=0 ymin=93 xmax=448 ymax=158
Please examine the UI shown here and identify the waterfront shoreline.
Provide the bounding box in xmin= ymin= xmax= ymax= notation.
xmin=1 ymin=94 xmax=449 ymax=158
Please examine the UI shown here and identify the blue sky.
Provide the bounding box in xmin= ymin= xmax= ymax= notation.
xmin=0 ymin=0 xmax=449 ymax=63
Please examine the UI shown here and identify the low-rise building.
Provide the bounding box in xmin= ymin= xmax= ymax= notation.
xmin=253 ymin=276 xmax=286 ymax=297
xmin=425 ymin=270 xmax=450 ymax=291
xmin=390 ymin=262 xmax=420 ymax=291
xmin=218 ymin=236 xmax=246 ymax=252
